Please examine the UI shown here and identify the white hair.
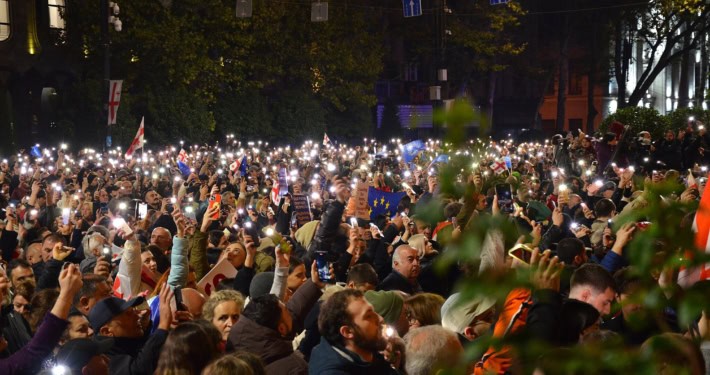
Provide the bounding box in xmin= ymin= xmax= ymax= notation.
xmin=82 ymin=232 xmax=106 ymax=258
xmin=404 ymin=325 xmax=462 ymax=375
xmin=392 ymin=245 xmax=415 ymax=268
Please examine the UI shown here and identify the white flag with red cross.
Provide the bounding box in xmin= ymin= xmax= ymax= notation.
xmin=124 ymin=117 xmax=145 ymax=159
xmin=108 ymin=80 xmax=123 ymax=125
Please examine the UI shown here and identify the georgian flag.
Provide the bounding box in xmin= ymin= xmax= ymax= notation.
xmin=490 ymin=160 xmax=507 ymax=175
xmin=678 ymin=172 xmax=710 ymax=288
xmin=177 ymin=148 xmax=191 ymax=176
xmin=323 ymin=133 xmax=331 ymax=146
xmin=124 ymin=117 xmax=145 ymax=159
xmin=229 ymin=159 xmax=239 ymax=173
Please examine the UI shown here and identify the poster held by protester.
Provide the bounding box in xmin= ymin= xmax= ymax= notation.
xmin=197 ymin=258 xmax=238 ymax=296
xmin=292 ymin=193 xmax=312 ymax=228
xmin=355 ymin=182 xmax=371 ymax=220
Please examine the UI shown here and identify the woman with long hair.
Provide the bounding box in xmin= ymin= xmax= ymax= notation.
xmin=155 ymin=321 xmax=222 ymax=375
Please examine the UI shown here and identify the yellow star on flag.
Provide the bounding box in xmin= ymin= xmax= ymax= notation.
xmin=373 ymin=200 xmax=378 ymax=207
xmin=385 ymin=202 xmax=390 ymax=210
xmin=380 ymin=197 xmax=385 ymax=205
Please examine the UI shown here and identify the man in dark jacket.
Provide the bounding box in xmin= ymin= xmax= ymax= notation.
xmin=88 ymin=288 xmax=172 ymax=375
xmin=307 ymin=177 xmax=350 ymax=264
xmin=378 ymin=245 xmax=421 ymax=294
xmin=310 ymin=289 xmax=398 ymax=374
xmin=229 ymin=294 xmax=308 ymax=375
xmin=653 ymin=130 xmax=683 ymax=170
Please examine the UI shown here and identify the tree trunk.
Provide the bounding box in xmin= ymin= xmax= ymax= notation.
xmin=587 ymin=25 xmax=599 ymax=133
xmin=614 ymin=19 xmax=628 ymax=107
xmin=556 ymin=15 xmax=570 ymax=132
xmin=697 ymin=33 xmax=708 ymax=109
xmin=488 ymin=71 xmax=497 ymax=133
xmin=678 ymin=30 xmax=692 ymax=109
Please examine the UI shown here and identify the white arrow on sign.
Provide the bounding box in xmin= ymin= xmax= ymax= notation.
xmin=409 ymin=0 xmax=414 ymax=15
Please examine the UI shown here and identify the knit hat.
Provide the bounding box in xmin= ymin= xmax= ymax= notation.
xmin=440 ymin=293 xmax=496 ymax=334
xmin=364 ymin=290 xmax=404 ymax=325
xmin=526 ymin=201 xmax=551 ymax=222
xmin=249 ymin=272 xmax=275 ymax=299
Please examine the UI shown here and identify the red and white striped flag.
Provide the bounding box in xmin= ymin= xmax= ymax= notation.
xmin=124 ymin=117 xmax=145 ymax=159
xmin=678 ymin=173 xmax=710 ymax=288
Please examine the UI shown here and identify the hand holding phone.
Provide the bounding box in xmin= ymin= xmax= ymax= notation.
xmin=495 ymin=183 xmax=514 ymax=214
xmin=315 ymin=251 xmax=332 ymax=282
xmin=208 ymin=194 xmax=221 ymax=220
xmin=508 ymin=243 xmax=533 ymax=264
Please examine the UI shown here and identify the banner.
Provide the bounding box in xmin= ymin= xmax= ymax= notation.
xmin=108 ymin=80 xmax=123 ymax=125
xmin=291 ymin=193 xmax=312 ymax=228
xmin=278 ymin=168 xmax=289 ymax=197
xmin=197 ymin=258 xmax=237 ymax=296
xmin=355 ymin=182 xmax=371 ymax=220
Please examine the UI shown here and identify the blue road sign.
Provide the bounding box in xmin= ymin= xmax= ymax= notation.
xmin=490 ymin=0 xmax=509 ymax=4
xmin=402 ymin=0 xmax=422 ymax=17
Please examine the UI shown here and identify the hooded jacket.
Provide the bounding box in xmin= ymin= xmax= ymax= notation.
xmin=309 ymin=337 xmax=397 ymax=375
xmin=102 ymin=329 xmax=169 ymax=375
xmin=229 ymin=316 xmax=308 ymax=375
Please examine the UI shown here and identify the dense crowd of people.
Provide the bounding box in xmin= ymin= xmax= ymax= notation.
xmin=0 ymin=118 xmax=709 ymax=374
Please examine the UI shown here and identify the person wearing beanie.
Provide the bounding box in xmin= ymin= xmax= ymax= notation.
xmin=364 ymin=290 xmax=408 ymax=336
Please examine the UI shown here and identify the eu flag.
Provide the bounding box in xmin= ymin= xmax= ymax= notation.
xmin=239 ymin=155 xmax=248 ymax=177
xmin=401 ymin=140 xmax=426 ymax=163
xmin=368 ymin=187 xmax=405 ymax=220
xmin=30 ymin=145 xmax=42 ymax=158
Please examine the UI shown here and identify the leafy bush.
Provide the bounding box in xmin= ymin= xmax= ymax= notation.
xmin=599 ymin=107 xmax=668 ymax=138
xmin=665 ymin=108 xmax=710 ymax=132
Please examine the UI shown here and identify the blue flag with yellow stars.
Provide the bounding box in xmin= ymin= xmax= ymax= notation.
xmin=368 ymin=187 xmax=406 ymax=220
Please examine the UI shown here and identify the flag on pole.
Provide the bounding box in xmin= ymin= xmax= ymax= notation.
xmin=323 ymin=133 xmax=331 ymax=146
xmin=124 ymin=117 xmax=145 ymax=159
xmin=239 ymin=155 xmax=248 ymax=177
xmin=176 ymin=148 xmax=191 ymax=176
xmin=108 ymin=80 xmax=123 ymax=125
xmin=678 ymin=172 xmax=710 ymax=288
xmin=401 ymin=140 xmax=426 ymax=163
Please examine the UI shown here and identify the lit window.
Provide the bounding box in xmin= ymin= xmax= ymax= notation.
xmin=48 ymin=0 xmax=65 ymax=29
xmin=0 ymin=0 xmax=10 ymax=41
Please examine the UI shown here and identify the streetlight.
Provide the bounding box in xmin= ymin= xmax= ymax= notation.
xmin=102 ymin=1 xmax=122 ymax=149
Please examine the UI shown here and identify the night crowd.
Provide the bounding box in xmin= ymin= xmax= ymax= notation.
xmin=0 ymin=119 xmax=709 ymax=375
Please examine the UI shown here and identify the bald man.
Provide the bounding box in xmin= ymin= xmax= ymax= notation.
xmin=149 ymin=227 xmax=172 ymax=274
xmin=180 ymin=288 xmax=206 ymax=319
xmin=378 ymin=245 xmax=422 ymax=294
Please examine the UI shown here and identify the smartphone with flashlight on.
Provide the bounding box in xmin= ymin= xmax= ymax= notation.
xmin=137 ymin=203 xmax=148 ymax=220
xmin=243 ymin=221 xmax=261 ymax=247
xmin=112 ymin=218 xmax=133 ymax=238
xmin=61 ymin=208 xmax=71 ymax=225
